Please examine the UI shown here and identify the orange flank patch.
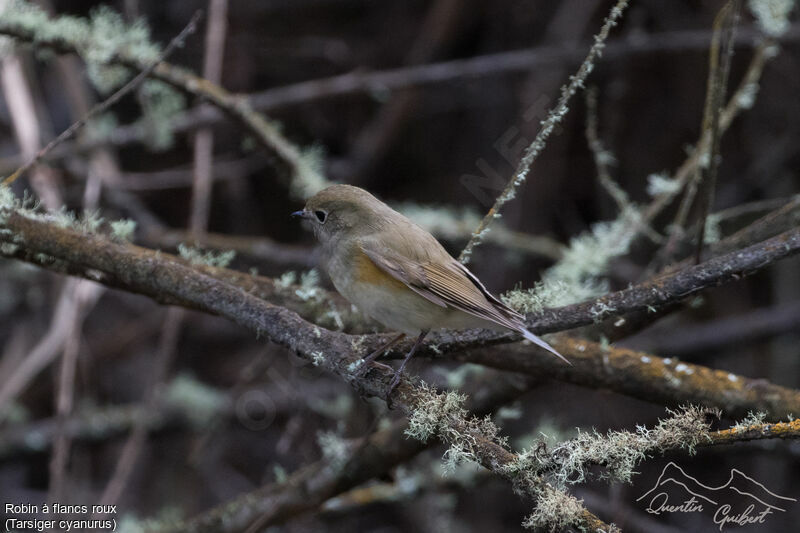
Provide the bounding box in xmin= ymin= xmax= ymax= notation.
xmin=354 ymin=250 xmax=408 ymax=290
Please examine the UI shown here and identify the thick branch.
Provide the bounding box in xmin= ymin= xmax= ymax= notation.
xmin=448 ymin=337 xmax=800 ymax=419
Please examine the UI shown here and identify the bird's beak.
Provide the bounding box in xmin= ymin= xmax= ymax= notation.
xmin=291 ymin=209 xmax=310 ymax=219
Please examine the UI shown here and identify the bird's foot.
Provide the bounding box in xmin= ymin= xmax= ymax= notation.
xmin=385 ymin=371 xmax=404 ymax=407
xmin=353 ymin=333 xmax=406 ymax=379
xmin=354 ymin=358 xmax=393 ymax=378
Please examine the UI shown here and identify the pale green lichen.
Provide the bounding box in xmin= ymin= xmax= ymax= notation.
xmin=504 ymin=405 xmax=712 ymax=530
xmin=346 ymin=359 xmax=364 ymax=373
xmin=115 ymin=507 xmax=182 ymax=533
xmin=733 ymin=410 xmax=767 ymax=430
xmin=137 ymin=80 xmax=186 ymax=150
xmin=273 ymin=464 xmax=288 ymax=484
xmin=110 ymin=219 xmax=136 ymax=242
xmin=317 ymin=429 xmax=350 ymax=471
xmin=164 ymin=374 xmax=228 ymax=427
xmin=0 ymin=188 xmax=135 ymax=245
xmin=295 ymin=269 xmax=322 ymax=301
xmin=736 ymin=82 xmax=761 ymax=110
xmin=397 ymin=202 xmax=483 ymax=243
xmin=521 ymin=485 xmax=585 ymax=531
xmin=405 ymin=382 xmax=507 ymax=474
xmin=275 ymin=270 xmax=297 ymax=289
xmin=503 ymin=206 xmax=643 ymax=312
xmin=405 ymin=383 xmax=468 ymax=443
xmin=290 ymin=144 xmax=331 ymax=199
xmin=275 ymin=269 xmax=347 ymax=330
xmin=435 ymin=363 xmax=486 ymax=390
xmin=0 ymin=2 xmax=185 ymax=149
xmin=84 ymin=112 xmax=119 ymax=144
xmin=504 ymin=405 xmax=714 ymax=490
xmin=310 ymin=351 xmax=326 ymax=366
xmin=177 ymin=243 xmax=235 ymax=268
xmin=0 ymin=185 xmax=18 ymax=219
xmin=495 ymin=404 xmax=523 ymax=421
xmin=646 ymin=171 xmax=682 ymax=197
xmin=703 ymin=214 xmax=722 ymax=244
xmin=0 ymin=2 xmax=160 ymax=91
xmin=748 ymin=0 xmax=796 ymax=36
xmin=0 ymin=243 xmax=19 ymax=255
xmin=308 ymin=394 xmax=353 ymax=419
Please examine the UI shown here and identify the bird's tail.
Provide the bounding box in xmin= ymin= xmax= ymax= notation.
xmin=520 ymin=328 xmax=571 ymax=365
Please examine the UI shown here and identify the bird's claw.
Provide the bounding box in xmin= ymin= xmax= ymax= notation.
xmin=354 ymin=358 xmax=394 ymax=378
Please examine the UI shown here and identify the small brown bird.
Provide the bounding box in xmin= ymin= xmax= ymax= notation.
xmin=293 ymin=184 xmax=568 ymax=392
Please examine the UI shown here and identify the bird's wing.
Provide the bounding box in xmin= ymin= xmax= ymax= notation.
xmin=360 ymin=238 xmax=571 ymax=365
xmin=359 ymin=239 xmax=522 ymax=331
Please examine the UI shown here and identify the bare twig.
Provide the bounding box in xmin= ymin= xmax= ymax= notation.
xmin=642 ymin=39 xmax=776 ymax=273
xmin=0 ymin=282 xmax=99 ymax=414
xmin=341 ymin=0 xmax=467 ymax=184
xmin=96 ymin=308 xmax=183 ymax=510
xmin=695 ymin=0 xmax=741 ymax=264
xmin=585 ymin=87 xmax=626 ymax=211
xmin=631 ymin=299 xmax=800 ymax=356
xmin=190 ymin=0 xmax=228 ymax=238
xmin=0 ymin=25 xmax=791 ymax=174
xmin=48 ymin=280 xmax=105 ymax=501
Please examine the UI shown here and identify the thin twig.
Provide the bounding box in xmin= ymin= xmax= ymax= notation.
xmin=95 ymin=308 xmax=183 ymax=511
xmin=0 ymin=43 xmax=61 ymax=207
xmin=695 ymin=0 xmax=741 ymax=264
xmin=642 ymin=39 xmax=775 ymax=276
xmin=190 ymin=0 xmax=228 ymax=238
xmin=2 ymin=10 xmax=202 ymax=187
xmin=458 ymin=0 xmax=630 ymax=264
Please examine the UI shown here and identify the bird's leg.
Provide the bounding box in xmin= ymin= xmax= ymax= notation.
xmin=387 ymin=330 xmax=429 ymax=397
xmin=355 ymin=332 xmax=406 ymax=377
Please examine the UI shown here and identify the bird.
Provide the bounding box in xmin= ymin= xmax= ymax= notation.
xmin=292 ymin=184 xmax=568 ymax=394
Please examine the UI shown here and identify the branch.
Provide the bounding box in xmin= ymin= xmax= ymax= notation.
xmin=0 ymin=11 xmax=322 ymax=188
xmin=445 ymin=337 xmax=800 ymax=419
xmin=704 ymin=418 xmax=800 ymax=445
xmin=525 ymin=226 xmax=800 ymax=333
xmin=0 ymin=25 xmax=791 ymax=169
xmin=5 ymin=200 xmax=798 ymax=530
xmin=502 ymin=408 xmax=800 ymax=494
xmin=458 ymin=0 xmax=630 ymax=264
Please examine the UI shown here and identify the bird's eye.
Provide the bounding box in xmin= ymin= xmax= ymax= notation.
xmin=314 ymin=210 xmax=327 ymax=223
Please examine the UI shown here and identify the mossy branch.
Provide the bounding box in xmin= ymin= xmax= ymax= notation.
xmin=3 ymin=188 xmax=799 ymax=529
xmin=0 ymin=7 xmax=321 ymax=187
xmin=3 ymin=193 xmax=800 ymax=420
